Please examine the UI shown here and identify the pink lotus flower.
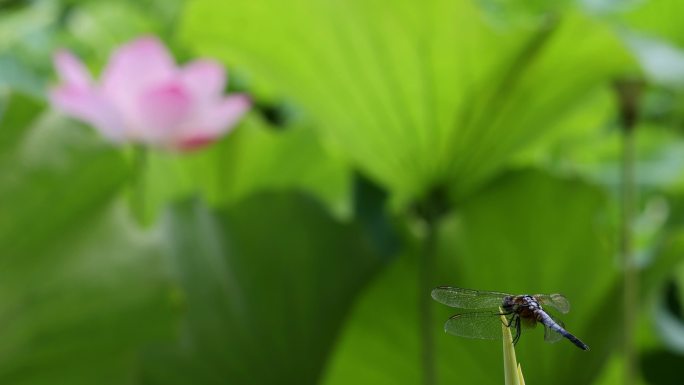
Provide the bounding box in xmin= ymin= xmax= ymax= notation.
xmin=49 ymin=36 xmax=250 ymax=150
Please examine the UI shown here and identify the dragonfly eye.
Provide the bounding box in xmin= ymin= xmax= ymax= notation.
xmin=501 ymin=297 xmax=515 ymax=312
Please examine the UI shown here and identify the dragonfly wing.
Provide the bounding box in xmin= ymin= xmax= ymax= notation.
xmin=444 ymin=312 xmax=508 ymax=340
xmin=544 ymin=325 xmax=563 ymax=343
xmin=432 ymin=287 xmax=510 ymax=309
xmin=543 ymin=314 xmax=566 ymax=343
xmin=535 ymin=293 xmax=570 ymax=314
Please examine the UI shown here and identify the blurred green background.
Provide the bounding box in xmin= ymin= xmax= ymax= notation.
xmin=3 ymin=0 xmax=684 ymax=384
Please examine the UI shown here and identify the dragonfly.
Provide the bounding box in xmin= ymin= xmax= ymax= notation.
xmin=431 ymin=287 xmax=589 ymax=351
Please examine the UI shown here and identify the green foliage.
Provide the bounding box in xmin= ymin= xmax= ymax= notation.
xmin=622 ymin=0 xmax=684 ymax=49
xmin=0 ymin=204 xmax=178 ymax=385
xmin=0 ymin=104 xmax=177 ymax=383
xmin=141 ymin=194 xmax=387 ymax=385
xmin=180 ymin=0 xmax=635 ymax=206
xmin=2 ymin=0 xmax=684 ymax=384
xmin=641 ymin=349 xmax=684 ymax=385
xmin=0 ymin=92 xmax=43 ymax=157
xmin=0 ymin=115 xmax=130 ymax=258
xmin=0 ymin=55 xmax=45 ymax=97
xmin=141 ymin=117 xmax=351 ymax=222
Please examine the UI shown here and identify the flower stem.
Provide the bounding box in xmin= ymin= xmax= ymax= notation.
xmin=131 ymin=145 xmax=148 ymax=225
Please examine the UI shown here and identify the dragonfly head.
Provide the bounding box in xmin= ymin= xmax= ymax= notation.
xmin=501 ymin=295 xmax=516 ymax=313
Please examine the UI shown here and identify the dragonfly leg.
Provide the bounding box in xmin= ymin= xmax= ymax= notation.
xmin=512 ymin=316 xmax=522 ymax=345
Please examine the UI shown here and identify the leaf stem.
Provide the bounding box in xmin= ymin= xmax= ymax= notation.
xmin=415 ymin=187 xmax=449 ymax=385
xmin=622 ymin=119 xmax=637 ymax=385
xmin=419 ymin=216 xmax=437 ymax=385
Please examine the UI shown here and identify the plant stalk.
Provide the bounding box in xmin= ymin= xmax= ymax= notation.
xmin=419 ymin=217 xmax=437 ymax=385
xmin=501 ymin=313 xmax=524 ymax=385
xmin=614 ymin=79 xmax=642 ymax=385
xmin=131 ymin=145 xmax=148 ymax=225
xmin=621 ymin=122 xmax=637 ymax=385
xmin=415 ymin=186 xmax=448 ymax=385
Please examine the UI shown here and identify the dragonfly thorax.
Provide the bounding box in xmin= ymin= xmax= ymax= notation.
xmin=501 ymin=295 xmax=543 ymax=315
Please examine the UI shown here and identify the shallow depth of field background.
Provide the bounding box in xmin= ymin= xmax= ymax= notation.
xmin=3 ymin=0 xmax=684 ymax=384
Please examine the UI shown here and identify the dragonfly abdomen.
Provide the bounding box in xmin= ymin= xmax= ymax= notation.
xmin=558 ymin=329 xmax=590 ymax=351
xmin=538 ymin=310 xmax=590 ymax=351
xmin=536 ymin=310 xmax=559 ymax=327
